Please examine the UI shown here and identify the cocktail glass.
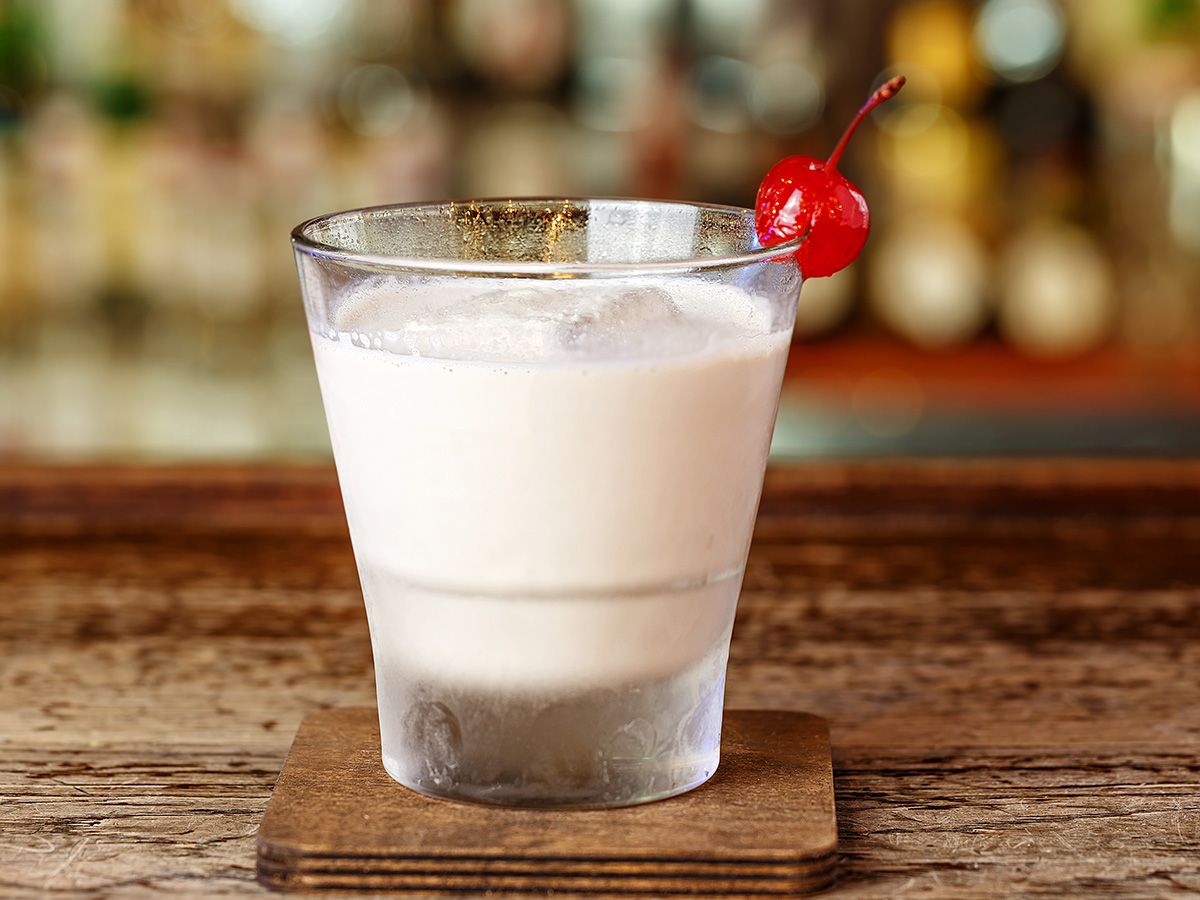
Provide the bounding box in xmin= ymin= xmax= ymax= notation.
xmin=293 ymin=198 xmax=802 ymax=808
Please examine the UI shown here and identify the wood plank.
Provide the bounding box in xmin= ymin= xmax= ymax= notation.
xmin=1 ymin=461 xmax=1198 ymax=896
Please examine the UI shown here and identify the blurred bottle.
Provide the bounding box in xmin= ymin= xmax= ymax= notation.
xmin=244 ymin=97 xmax=340 ymax=311
xmin=0 ymin=147 xmax=11 ymax=348
xmin=451 ymin=0 xmax=570 ymax=93
xmin=631 ymin=41 xmax=690 ymax=199
xmin=24 ymin=95 xmax=108 ymax=325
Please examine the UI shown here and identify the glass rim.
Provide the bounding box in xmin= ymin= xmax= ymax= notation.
xmin=291 ymin=196 xmax=804 ymax=277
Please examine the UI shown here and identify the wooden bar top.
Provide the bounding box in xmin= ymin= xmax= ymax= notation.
xmin=2 ymin=460 xmax=1198 ymax=896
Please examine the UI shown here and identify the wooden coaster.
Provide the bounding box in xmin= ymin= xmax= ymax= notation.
xmin=257 ymin=707 xmax=837 ymax=897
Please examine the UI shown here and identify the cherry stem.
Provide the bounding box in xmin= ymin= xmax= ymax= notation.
xmin=825 ymin=75 xmax=906 ymax=170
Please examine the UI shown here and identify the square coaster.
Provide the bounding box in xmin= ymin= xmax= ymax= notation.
xmin=257 ymin=708 xmax=837 ymax=897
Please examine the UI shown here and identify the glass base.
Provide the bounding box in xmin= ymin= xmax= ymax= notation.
xmin=374 ymin=644 xmax=730 ymax=810
xmin=382 ymin=753 xmax=719 ymax=810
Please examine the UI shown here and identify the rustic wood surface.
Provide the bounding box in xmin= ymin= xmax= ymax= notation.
xmin=257 ymin=708 xmax=836 ymax=896
xmin=1 ymin=460 xmax=1198 ymax=897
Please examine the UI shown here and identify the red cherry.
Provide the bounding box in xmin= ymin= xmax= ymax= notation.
xmin=755 ymin=76 xmax=905 ymax=278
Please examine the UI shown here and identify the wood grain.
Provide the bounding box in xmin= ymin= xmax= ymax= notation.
xmin=1 ymin=461 xmax=1199 ymax=897
xmin=256 ymin=708 xmax=836 ymax=895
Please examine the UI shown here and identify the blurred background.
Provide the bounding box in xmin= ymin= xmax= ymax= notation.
xmin=0 ymin=0 xmax=1198 ymax=459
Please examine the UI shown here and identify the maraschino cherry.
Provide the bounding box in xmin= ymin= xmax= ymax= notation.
xmin=755 ymin=75 xmax=906 ymax=278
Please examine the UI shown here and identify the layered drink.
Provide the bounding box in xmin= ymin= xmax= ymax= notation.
xmin=295 ymin=199 xmax=802 ymax=807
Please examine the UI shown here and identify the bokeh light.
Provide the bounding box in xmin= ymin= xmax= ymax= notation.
xmin=574 ymin=57 xmax=656 ymax=132
xmin=999 ymin=221 xmax=1115 ymax=357
xmin=690 ymin=0 xmax=768 ymax=55
xmin=974 ymin=0 xmax=1067 ymax=84
xmin=337 ymin=65 xmax=428 ymax=137
xmin=689 ymin=56 xmax=753 ymax=133
xmin=888 ymin=0 xmax=980 ymax=106
xmin=1 ymin=0 xmax=1198 ymax=460
xmin=1170 ymin=90 xmax=1200 ymax=176
xmin=451 ymin=0 xmax=570 ymax=92
xmin=874 ymin=65 xmax=943 ymax=138
xmin=1169 ymin=90 xmax=1200 ymax=249
xmin=869 ymin=215 xmax=990 ymax=349
xmin=792 ymin=267 xmax=854 ymax=338
xmin=877 ymin=104 xmax=988 ymax=211
xmin=750 ymin=61 xmax=823 ymax=135
xmin=228 ymin=0 xmax=349 ymax=45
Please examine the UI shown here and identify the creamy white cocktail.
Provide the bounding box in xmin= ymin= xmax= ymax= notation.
xmin=295 ymin=199 xmax=801 ymax=807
